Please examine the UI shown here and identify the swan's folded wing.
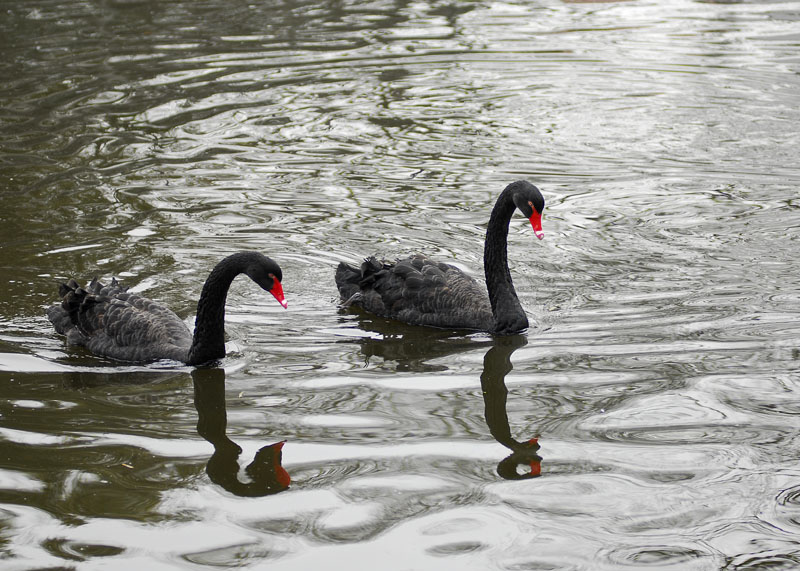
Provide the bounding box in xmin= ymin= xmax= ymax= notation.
xmin=100 ymin=294 xmax=191 ymax=350
xmin=372 ymin=255 xmax=493 ymax=330
xmin=54 ymin=283 xmax=192 ymax=360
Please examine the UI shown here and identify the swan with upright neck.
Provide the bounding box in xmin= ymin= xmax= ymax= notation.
xmin=335 ymin=180 xmax=544 ymax=335
xmin=47 ymin=251 xmax=286 ymax=365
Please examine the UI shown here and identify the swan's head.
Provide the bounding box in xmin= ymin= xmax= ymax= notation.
xmin=247 ymin=440 xmax=291 ymax=491
xmin=510 ymin=180 xmax=545 ymax=240
xmin=246 ymin=255 xmax=288 ymax=309
xmin=496 ymin=437 xmax=542 ymax=480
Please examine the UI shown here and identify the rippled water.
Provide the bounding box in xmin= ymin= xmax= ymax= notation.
xmin=2 ymin=0 xmax=800 ymax=568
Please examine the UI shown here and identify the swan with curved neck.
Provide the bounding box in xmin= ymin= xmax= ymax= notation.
xmin=47 ymin=251 xmax=286 ymax=365
xmin=335 ymin=180 xmax=544 ymax=335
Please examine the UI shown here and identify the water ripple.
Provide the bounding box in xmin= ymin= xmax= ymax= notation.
xmin=2 ymin=0 xmax=800 ymax=568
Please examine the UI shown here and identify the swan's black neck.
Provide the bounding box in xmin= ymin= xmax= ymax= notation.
xmin=186 ymin=253 xmax=254 ymax=366
xmin=484 ymin=185 xmax=529 ymax=335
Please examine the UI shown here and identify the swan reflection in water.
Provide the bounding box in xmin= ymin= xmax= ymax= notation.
xmin=191 ymin=368 xmax=290 ymax=496
xmin=341 ymin=313 xmax=541 ymax=479
xmin=481 ymin=335 xmax=542 ymax=480
xmin=341 ymin=313 xmax=493 ymax=372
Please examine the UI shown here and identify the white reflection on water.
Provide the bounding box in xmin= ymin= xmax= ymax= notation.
xmin=1 ymin=0 xmax=800 ymax=568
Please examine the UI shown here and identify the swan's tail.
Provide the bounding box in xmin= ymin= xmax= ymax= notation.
xmin=335 ymin=261 xmax=361 ymax=302
xmin=47 ymin=277 xmax=129 ymax=335
xmin=47 ymin=279 xmax=83 ymax=334
xmin=335 ymin=257 xmax=384 ymax=302
xmin=46 ymin=279 xmax=98 ymax=335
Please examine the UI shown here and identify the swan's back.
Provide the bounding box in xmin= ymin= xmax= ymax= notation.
xmin=335 ymin=255 xmax=493 ymax=330
xmin=47 ymin=278 xmax=192 ymax=362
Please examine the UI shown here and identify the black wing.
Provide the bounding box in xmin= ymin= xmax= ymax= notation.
xmin=336 ymin=255 xmax=493 ymax=330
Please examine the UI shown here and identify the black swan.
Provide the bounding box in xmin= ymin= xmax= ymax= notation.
xmin=47 ymin=251 xmax=286 ymax=365
xmin=335 ymin=180 xmax=544 ymax=335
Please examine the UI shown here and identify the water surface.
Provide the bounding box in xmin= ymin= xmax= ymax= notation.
xmin=2 ymin=0 xmax=800 ymax=569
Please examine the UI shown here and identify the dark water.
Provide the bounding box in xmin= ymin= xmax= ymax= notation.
xmin=2 ymin=0 xmax=800 ymax=568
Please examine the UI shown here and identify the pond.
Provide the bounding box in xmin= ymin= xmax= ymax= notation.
xmin=1 ymin=0 xmax=800 ymax=569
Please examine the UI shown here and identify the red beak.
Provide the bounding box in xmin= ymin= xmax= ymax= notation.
xmin=529 ymin=211 xmax=544 ymax=240
xmin=526 ymin=438 xmax=541 ymax=476
xmin=270 ymin=279 xmax=288 ymax=309
xmin=272 ymin=441 xmax=291 ymax=488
